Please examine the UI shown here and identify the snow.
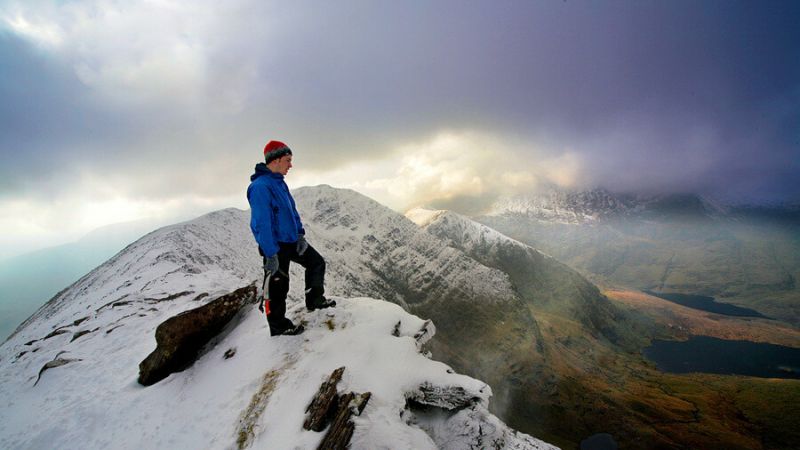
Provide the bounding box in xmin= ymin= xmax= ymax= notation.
xmin=0 ymin=187 xmax=556 ymax=450
xmin=0 ymin=295 xmax=553 ymax=449
xmin=407 ymin=207 xmax=558 ymax=263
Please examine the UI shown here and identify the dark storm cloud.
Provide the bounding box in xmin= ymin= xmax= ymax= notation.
xmin=247 ymin=1 xmax=800 ymax=201
xmin=1 ymin=0 xmax=799 ymax=207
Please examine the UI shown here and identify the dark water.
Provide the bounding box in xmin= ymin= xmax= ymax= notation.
xmin=644 ymin=336 xmax=800 ymax=379
xmin=643 ymin=290 xmax=768 ymax=318
xmin=580 ymin=433 xmax=618 ymax=450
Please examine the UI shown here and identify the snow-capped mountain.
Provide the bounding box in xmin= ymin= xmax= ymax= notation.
xmin=0 ymin=187 xmax=557 ymax=449
xmin=407 ymin=208 xmax=623 ymax=344
xmin=292 ymin=185 xmax=517 ymax=309
xmin=486 ymin=187 xmax=731 ymax=224
xmin=486 ymin=188 xmax=632 ymax=223
xmin=477 ymin=187 xmax=800 ymax=328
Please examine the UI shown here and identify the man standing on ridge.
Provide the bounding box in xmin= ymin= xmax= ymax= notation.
xmin=247 ymin=140 xmax=336 ymax=336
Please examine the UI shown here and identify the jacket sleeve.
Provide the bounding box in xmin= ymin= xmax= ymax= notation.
xmin=288 ymin=193 xmax=306 ymax=236
xmin=247 ymin=182 xmax=279 ymax=257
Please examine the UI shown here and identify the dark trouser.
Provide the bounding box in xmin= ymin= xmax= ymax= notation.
xmin=266 ymin=241 xmax=326 ymax=328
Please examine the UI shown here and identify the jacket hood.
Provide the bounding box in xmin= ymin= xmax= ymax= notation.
xmin=250 ymin=163 xmax=283 ymax=181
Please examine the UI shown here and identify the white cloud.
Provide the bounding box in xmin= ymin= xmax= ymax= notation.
xmin=0 ymin=0 xmax=262 ymax=110
xmin=291 ymin=130 xmax=581 ymax=212
xmin=2 ymin=11 xmax=64 ymax=47
xmin=0 ymin=171 xmax=249 ymax=260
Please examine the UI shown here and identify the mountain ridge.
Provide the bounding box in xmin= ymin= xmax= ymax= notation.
xmin=0 ymin=192 xmax=556 ymax=449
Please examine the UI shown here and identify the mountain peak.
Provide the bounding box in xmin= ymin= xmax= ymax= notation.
xmin=0 ymin=190 xmax=556 ymax=449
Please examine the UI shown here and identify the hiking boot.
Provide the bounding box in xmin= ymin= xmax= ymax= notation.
xmin=269 ymin=320 xmax=305 ymax=336
xmin=306 ymin=296 xmax=336 ymax=312
xmin=305 ymin=286 xmax=336 ymax=311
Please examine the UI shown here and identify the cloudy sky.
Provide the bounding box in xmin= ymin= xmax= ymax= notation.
xmin=1 ymin=0 xmax=798 ymax=258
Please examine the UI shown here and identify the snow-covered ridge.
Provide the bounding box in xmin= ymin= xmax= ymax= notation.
xmin=407 ymin=207 xmax=539 ymax=257
xmin=486 ymin=187 xmax=732 ymax=223
xmin=293 ymin=185 xmax=518 ymax=306
xmin=8 ymin=208 xmax=261 ymax=344
xmin=1 ymin=293 xmax=555 ymax=449
xmin=487 ymin=188 xmax=627 ymax=223
xmin=0 ymin=185 xmax=556 ymax=449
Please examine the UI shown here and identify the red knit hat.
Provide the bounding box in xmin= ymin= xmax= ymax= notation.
xmin=263 ymin=140 xmax=292 ymax=164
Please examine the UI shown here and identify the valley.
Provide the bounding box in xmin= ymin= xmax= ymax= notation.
xmin=409 ymin=202 xmax=800 ymax=449
xmin=495 ymin=287 xmax=800 ymax=450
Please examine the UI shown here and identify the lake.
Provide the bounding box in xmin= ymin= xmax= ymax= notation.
xmin=643 ymin=290 xmax=768 ymax=318
xmin=644 ymin=336 xmax=800 ymax=379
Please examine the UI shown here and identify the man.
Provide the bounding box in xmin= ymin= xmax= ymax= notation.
xmin=247 ymin=140 xmax=335 ymax=336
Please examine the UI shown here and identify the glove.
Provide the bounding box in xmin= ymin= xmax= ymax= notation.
xmin=296 ymin=235 xmax=309 ymax=256
xmin=264 ymin=254 xmax=279 ymax=275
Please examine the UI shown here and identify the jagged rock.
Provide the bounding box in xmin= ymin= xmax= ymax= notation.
xmin=34 ymin=353 xmax=82 ymax=386
xmin=70 ymin=329 xmax=94 ymax=342
xmin=392 ymin=320 xmax=401 ymax=337
xmin=137 ymin=285 xmax=255 ymax=386
xmin=303 ymin=366 xmax=372 ymax=450
xmin=318 ymin=391 xmax=371 ymax=450
xmin=406 ymin=382 xmax=482 ymax=411
xmin=412 ymin=404 xmax=554 ymax=450
xmin=144 ymin=291 xmax=194 ymax=302
xmin=413 ymin=320 xmax=434 ymax=347
xmin=304 ymin=366 xmax=345 ymax=432
xmin=43 ymin=329 xmax=70 ymax=340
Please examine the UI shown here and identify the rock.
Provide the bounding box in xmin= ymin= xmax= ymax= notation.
xmin=303 ymin=367 xmax=372 ymax=450
xmin=304 ymin=367 xmax=345 ymax=432
xmin=137 ymin=285 xmax=255 ymax=386
xmin=43 ymin=329 xmax=70 ymax=340
xmin=70 ymin=329 xmax=93 ymax=342
xmin=406 ymin=382 xmax=482 ymax=411
xmin=34 ymin=353 xmax=82 ymax=386
xmin=318 ymin=391 xmax=371 ymax=450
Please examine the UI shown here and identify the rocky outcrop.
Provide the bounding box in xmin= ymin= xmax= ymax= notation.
xmin=303 ymin=366 xmax=372 ymax=450
xmin=34 ymin=351 xmax=82 ymax=386
xmin=138 ymin=285 xmax=255 ymax=386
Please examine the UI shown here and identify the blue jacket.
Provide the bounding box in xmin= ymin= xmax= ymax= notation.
xmin=247 ymin=163 xmax=305 ymax=257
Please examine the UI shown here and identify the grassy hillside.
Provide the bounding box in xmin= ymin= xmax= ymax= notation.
xmin=477 ymin=215 xmax=800 ymax=327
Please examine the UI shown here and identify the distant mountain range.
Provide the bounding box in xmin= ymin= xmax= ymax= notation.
xmin=485 ymin=187 xmax=800 ymax=224
xmin=476 ymin=187 xmax=800 ymax=327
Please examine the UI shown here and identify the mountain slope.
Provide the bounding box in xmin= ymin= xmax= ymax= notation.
xmin=0 ymin=219 xmax=161 ymax=341
xmin=0 ymin=206 xmax=554 ymax=449
xmin=407 ymin=208 xmax=664 ymax=446
xmin=291 ymin=186 xmax=543 ymax=383
xmin=407 ymin=208 xmax=623 ymax=343
xmin=478 ymin=189 xmax=800 ymax=326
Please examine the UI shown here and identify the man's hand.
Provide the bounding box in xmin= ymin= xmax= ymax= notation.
xmin=296 ymin=235 xmax=309 ymax=256
xmin=264 ymin=254 xmax=279 ymax=275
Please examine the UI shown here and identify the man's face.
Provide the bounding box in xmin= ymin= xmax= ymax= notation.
xmin=273 ymin=155 xmax=293 ymax=176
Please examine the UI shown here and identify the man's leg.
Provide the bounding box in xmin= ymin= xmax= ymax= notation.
xmin=266 ymin=249 xmax=294 ymax=333
xmin=288 ymin=243 xmax=334 ymax=310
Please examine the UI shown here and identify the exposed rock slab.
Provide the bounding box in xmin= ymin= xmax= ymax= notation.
xmin=303 ymin=366 xmax=372 ymax=450
xmin=138 ymin=285 xmax=255 ymax=386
